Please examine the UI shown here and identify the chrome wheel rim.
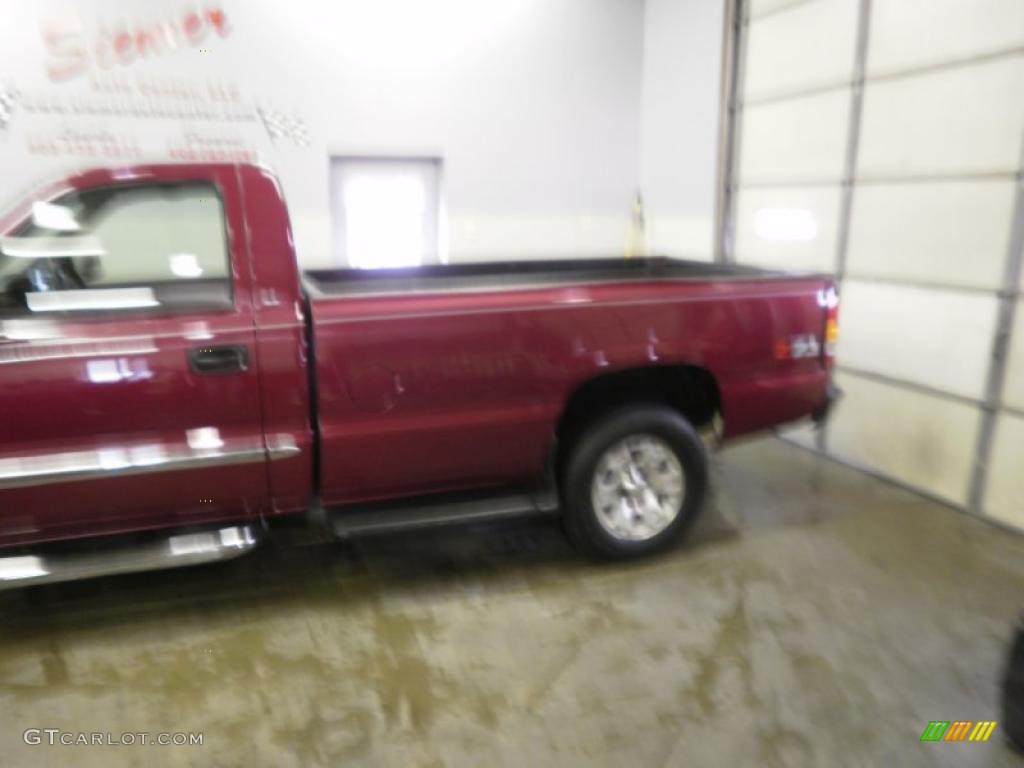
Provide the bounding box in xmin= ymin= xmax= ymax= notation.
xmin=590 ymin=434 xmax=685 ymax=542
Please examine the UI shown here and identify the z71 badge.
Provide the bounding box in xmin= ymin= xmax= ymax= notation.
xmin=774 ymin=334 xmax=820 ymax=360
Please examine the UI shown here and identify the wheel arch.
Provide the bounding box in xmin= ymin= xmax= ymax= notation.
xmin=552 ymin=364 xmax=721 ymax=479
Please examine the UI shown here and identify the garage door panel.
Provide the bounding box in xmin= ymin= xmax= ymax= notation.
xmin=749 ymin=0 xmax=811 ymax=19
xmin=732 ymin=0 xmax=1023 ymax=528
xmin=829 ymin=372 xmax=980 ymax=505
xmin=858 ymin=55 xmax=1024 ymax=178
xmin=739 ymin=90 xmax=850 ymax=183
xmin=837 ymin=281 xmax=998 ymax=399
xmin=868 ymin=0 xmax=1024 ymax=77
xmin=1003 ymin=301 xmax=1024 ymax=412
xmin=744 ymin=0 xmax=859 ymax=101
xmin=983 ymin=411 xmax=1024 ymax=528
xmin=846 ymin=180 xmax=1016 ymax=290
xmin=734 ymin=186 xmax=841 ymax=272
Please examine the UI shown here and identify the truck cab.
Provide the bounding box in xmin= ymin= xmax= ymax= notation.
xmin=0 ymin=164 xmax=312 ymax=550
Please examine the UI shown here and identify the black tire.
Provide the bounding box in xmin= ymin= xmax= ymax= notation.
xmin=562 ymin=405 xmax=708 ymax=560
xmin=1003 ymin=623 xmax=1024 ymax=752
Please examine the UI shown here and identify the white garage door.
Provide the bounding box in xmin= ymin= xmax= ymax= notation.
xmin=721 ymin=0 xmax=1024 ymax=528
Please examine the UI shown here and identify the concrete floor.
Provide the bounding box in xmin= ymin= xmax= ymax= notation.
xmin=1 ymin=438 xmax=1023 ymax=767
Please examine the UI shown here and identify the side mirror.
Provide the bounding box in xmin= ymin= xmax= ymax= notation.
xmin=31 ymin=201 xmax=81 ymax=233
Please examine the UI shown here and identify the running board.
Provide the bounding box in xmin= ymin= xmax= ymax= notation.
xmin=329 ymin=492 xmax=558 ymax=538
xmin=0 ymin=524 xmax=263 ymax=591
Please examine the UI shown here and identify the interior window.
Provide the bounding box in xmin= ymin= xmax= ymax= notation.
xmin=0 ymin=182 xmax=232 ymax=317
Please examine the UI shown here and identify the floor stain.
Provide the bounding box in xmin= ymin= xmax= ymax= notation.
xmin=0 ymin=439 xmax=1022 ymax=767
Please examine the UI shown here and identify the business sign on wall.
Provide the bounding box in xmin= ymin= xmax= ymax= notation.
xmin=0 ymin=4 xmax=307 ymax=170
xmin=43 ymin=6 xmax=232 ymax=82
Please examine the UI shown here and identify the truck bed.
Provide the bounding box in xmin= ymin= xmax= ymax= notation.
xmin=303 ymin=256 xmax=811 ymax=297
xmin=305 ymin=255 xmax=833 ymax=507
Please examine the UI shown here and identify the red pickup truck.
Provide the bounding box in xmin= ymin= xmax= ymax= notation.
xmin=0 ymin=163 xmax=838 ymax=588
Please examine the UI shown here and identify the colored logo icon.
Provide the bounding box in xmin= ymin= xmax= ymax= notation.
xmin=920 ymin=721 xmax=997 ymax=742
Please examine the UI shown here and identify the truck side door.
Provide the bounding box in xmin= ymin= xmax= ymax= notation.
xmin=0 ymin=166 xmax=273 ymax=548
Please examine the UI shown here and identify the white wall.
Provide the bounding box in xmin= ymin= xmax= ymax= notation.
xmin=274 ymin=0 xmax=647 ymax=264
xmin=0 ymin=0 xmax=654 ymax=268
xmin=640 ymin=0 xmax=724 ymax=259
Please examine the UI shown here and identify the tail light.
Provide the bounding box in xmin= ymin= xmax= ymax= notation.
xmin=820 ymin=285 xmax=839 ymax=369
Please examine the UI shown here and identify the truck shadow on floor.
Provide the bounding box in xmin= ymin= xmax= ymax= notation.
xmin=0 ymin=496 xmax=739 ymax=638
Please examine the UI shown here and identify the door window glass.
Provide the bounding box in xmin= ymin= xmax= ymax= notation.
xmin=0 ymin=182 xmax=232 ymax=317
